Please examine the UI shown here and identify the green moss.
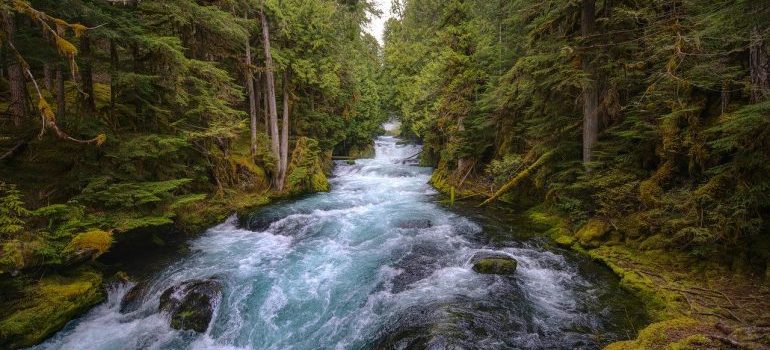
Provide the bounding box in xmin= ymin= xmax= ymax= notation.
xmin=65 ymin=229 xmax=114 ymax=260
xmin=588 ymin=246 xmax=683 ymax=321
xmin=286 ymin=137 xmax=330 ymax=196
xmin=347 ymin=142 xmax=375 ymax=159
xmin=575 ymin=219 xmax=609 ymax=247
xmin=525 ymin=206 xmax=573 ymax=243
xmin=174 ymin=190 xmax=270 ymax=233
xmin=554 ymin=235 xmax=575 ymax=247
xmin=0 ymin=269 xmax=105 ymax=349
xmin=472 ymin=258 xmax=517 ymax=275
xmin=604 ymin=318 xmax=714 ymax=350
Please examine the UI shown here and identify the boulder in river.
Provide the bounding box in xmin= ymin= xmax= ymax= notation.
xmin=158 ymin=279 xmax=222 ymax=333
xmin=471 ymin=252 xmax=517 ymax=275
xmin=120 ymin=281 xmax=148 ymax=313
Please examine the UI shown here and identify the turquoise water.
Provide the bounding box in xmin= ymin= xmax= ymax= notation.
xmin=33 ymin=136 xmax=644 ymax=350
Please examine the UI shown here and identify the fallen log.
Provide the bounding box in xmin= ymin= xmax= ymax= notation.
xmin=479 ymin=150 xmax=555 ymax=206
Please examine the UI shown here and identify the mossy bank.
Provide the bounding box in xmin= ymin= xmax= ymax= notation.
xmin=431 ymin=177 xmax=770 ymax=350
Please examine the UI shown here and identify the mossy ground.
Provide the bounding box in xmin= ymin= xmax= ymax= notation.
xmin=528 ymin=206 xmax=770 ymax=349
xmin=0 ymin=268 xmax=105 ymax=349
xmin=433 ymin=176 xmax=770 ymax=350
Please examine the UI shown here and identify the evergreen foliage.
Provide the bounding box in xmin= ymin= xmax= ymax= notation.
xmin=0 ymin=0 xmax=385 ymax=276
xmin=384 ymin=0 xmax=770 ymax=267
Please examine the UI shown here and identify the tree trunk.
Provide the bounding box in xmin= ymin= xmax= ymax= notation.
xmin=255 ymin=72 xmax=263 ymax=133
xmin=43 ymin=63 xmax=52 ymax=91
xmin=245 ymin=37 xmax=258 ymax=157
xmin=581 ymin=0 xmax=598 ymax=166
xmin=80 ymin=35 xmax=96 ymax=112
xmin=259 ymin=4 xmax=281 ymax=188
xmin=2 ymin=11 xmax=28 ymax=126
xmin=110 ymin=39 xmax=118 ymax=117
xmin=56 ymin=64 xmax=65 ymax=121
xmin=750 ymin=25 xmax=768 ymax=103
xmin=262 ymin=74 xmax=269 ymax=133
xmin=278 ymin=71 xmax=290 ymax=190
xmin=132 ymin=44 xmax=142 ymax=117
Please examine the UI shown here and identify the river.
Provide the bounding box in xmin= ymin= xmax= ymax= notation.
xmin=33 ymin=136 xmax=646 ymax=350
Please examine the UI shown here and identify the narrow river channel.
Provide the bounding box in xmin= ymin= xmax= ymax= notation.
xmin=34 ymin=136 xmax=646 ymax=350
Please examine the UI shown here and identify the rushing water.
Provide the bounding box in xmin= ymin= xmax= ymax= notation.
xmin=34 ymin=136 xmax=645 ymax=350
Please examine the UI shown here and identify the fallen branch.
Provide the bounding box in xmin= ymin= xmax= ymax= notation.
xmin=706 ymin=335 xmax=753 ymax=350
xmin=479 ymin=150 xmax=555 ymax=206
xmin=0 ymin=140 xmax=28 ymax=162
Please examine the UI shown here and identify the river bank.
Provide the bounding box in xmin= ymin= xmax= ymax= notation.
xmin=0 ymin=187 xmax=274 ymax=349
xmin=431 ymin=173 xmax=770 ymax=349
xmin=0 ymin=139 xmax=337 ymax=349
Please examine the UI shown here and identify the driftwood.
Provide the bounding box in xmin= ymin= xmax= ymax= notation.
xmin=479 ymin=150 xmax=555 ymax=206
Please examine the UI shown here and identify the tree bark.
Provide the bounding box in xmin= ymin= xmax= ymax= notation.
xmin=80 ymin=35 xmax=96 ymax=112
xmin=56 ymin=64 xmax=65 ymax=121
xmin=581 ymin=0 xmax=598 ymax=166
xmin=2 ymin=11 xmax=28 ymax=126
xmin=259 ymin=4 xmax=281 ymax=188
xmin=278 ymin=71 xmax=290 ymax=190
xmin=43 ymin=63 xmax=52 ymax=91
xmin=110 ymin=39 xmax=118 ymax=117
xmin=245 ymin=36 xmax=258 ymax=157
xmin=750 ymin=25 xmax=768 ymax=103
xmin=262 ymin=73 xmax=269 ymax=133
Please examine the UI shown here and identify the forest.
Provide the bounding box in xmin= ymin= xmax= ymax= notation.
xmin=1 ymin=0 xmax=770 ymax=349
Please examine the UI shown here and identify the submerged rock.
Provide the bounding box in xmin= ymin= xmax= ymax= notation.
xmin=471 ymin=252 xmax=517 ymax=275
xmin=158 ymin=279 xmax=222 ymax=333
xmin=395 ymin=219 xmax=432 ymax=229
xmin=120 ymin=281 xmax=148 ymax=313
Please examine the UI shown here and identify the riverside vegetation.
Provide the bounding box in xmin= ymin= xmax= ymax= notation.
xmin=382 ymin=0 xmax=770 ymax=349
xmin=1 ymin=0 xmax=769 ymax=349
xmin=0 ymin=0 xmax=384 ymax=347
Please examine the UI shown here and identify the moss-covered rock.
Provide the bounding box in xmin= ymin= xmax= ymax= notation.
xmin=64 ymin=229 xmax=114 ymax=263
xmin=575 ymin=219 xmax=610 ymax=247
xmin=471 ymin=252 xmax=517 ymax=275
xmin=604 ymin=318 xmax=717 ymax=350
xmin=159 ymin=279 xmax=222 ymax=333
xmin=0 ymin=269 xmax=104 ymax=349
xmin=526 ymin=206 xmax=574 ymax=247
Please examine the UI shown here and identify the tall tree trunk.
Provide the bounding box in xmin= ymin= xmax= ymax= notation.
xmin=750 ymin=24 xmax=768 ymax=103
xmin=2 ymin=11 xmax=28 ymax=126
xmin=581 ymin=0 xmax=598 ymax=166
xmin=255 ymin=72 xmax=263 ymax=133
xmin=278 ymin=71 xmax=290 ymax=189
xmin=109 ymin=39 xmax=118 ymax=117
xmin=262 ymin=74 xmax=269 ymax=133
xmin=259 ymin=4 xmax=281 ymax=188
xmin=245 ymin=36 xmax=258 ymax=157
xmin=43 ymin=63 xmax=52 ymax=91
xmin=56 ymin=64 xmax=65 ymax=121
xmin=80 ymin=35 xmax=95 ymax=112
